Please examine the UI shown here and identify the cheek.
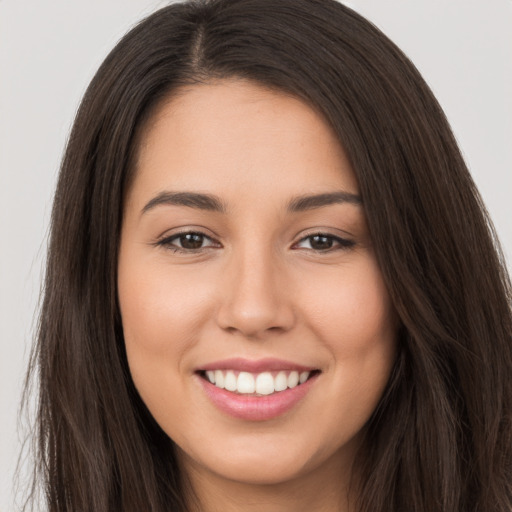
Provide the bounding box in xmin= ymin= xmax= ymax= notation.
xmin=117 ymin=256 xmax=215 ymax=427
xmin=118 ymin=257 xmax=213 ymax=359
xmin=298 ymin=255 xmax=397 ymax=415
xmin=300 ymin=257 xmax=396 ymax=354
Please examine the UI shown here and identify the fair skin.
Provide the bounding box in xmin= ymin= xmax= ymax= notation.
xmin=118 ymin=79 xmax=397 ymax=512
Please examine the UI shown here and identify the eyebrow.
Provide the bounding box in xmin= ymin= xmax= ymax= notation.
xmin=287 ymin=191 xmax=362 ymax=211
xmin=142 ymin=191 xmax=227 ymax=214
xmin=141 ymin=189 xmax=362 ymax=215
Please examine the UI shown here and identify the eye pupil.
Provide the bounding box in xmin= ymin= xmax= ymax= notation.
xmin=180 ymin=233 xmax=204 ymax=249
xmin=310 ymin=235 xmax=333 ymax=250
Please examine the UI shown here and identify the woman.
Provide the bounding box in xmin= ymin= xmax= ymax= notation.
xmin=25 ymin=0 xmax=512 ymax=510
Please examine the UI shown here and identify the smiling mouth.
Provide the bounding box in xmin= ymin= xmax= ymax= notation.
xmin=198 ymin=369 xmax=321 ymax=396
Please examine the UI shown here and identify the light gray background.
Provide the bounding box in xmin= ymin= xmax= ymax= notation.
xmin=1 ymin=1 xmax=511 ymax=510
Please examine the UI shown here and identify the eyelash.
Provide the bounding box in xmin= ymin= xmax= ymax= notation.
xmin=155 ymin=230 xmax=355 ymax=254
xmin=293 ymin=233 xmax=355 ymax=252
xmin=155 ymin=231 xmax=220 ymax=253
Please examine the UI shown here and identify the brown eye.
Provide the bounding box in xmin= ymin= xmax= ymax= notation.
xmin=295 ymin=233 xmax=355 ymax=252
xmin=179 ymin=233 xmax=206 ymax=249
xmin=309 ymin=235 xmax=334 ymax=250
xmin=156 ymin=231 xmax=220 ymax=252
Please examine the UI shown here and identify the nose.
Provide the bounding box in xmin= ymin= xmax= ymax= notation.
xmin=216 ymin=247 xmax=296 ymax=339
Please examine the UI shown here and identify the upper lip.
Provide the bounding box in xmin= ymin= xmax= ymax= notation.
xmin=197 ymin=357 xmax=318 ymax=373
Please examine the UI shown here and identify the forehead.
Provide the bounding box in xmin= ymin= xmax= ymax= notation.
xmin=130 ymin=79 xmax=359 ymax=206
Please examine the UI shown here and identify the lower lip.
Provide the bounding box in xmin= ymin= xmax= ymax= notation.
xmin=197 ymin=373 xmax=319 ymax=421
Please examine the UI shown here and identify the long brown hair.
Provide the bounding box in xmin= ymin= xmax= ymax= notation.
xmin=24 ymin=0 xmax=512 ymax=510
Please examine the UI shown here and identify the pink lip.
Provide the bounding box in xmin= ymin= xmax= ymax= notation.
xmin=197 ymin=357 xmax=317 ymax=373
xmin=196 ymin=360 xmax=320 ymax=422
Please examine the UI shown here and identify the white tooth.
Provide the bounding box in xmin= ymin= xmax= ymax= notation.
xmin=299 ymin=371 xmax=310 ymax=384
xmin=288 ymin=371 xmax=299 ymax=388
xmin=224 ymin=370 xmax=237 ymax=391
xmin=274 ymin=371 xmax=288 ymax=392
xmin=206 ymin=370 xmax=215 ymax=383
xmin=214 ymin=370 xmax=225 ymax=389
xmin=255 ymin=372 xmax=274 ymax=395
xmin=237 ymin=372 xmax=255 ymax=393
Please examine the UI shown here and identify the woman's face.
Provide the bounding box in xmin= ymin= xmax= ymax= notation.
xmin=118 ymin=79 xmax=397 ymax=489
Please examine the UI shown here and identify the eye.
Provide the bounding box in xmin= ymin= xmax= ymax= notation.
xmin=156 ymin=231 xmax=220 ymax=252
xmin=294 ymin=233 xmax=355 ymax=252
